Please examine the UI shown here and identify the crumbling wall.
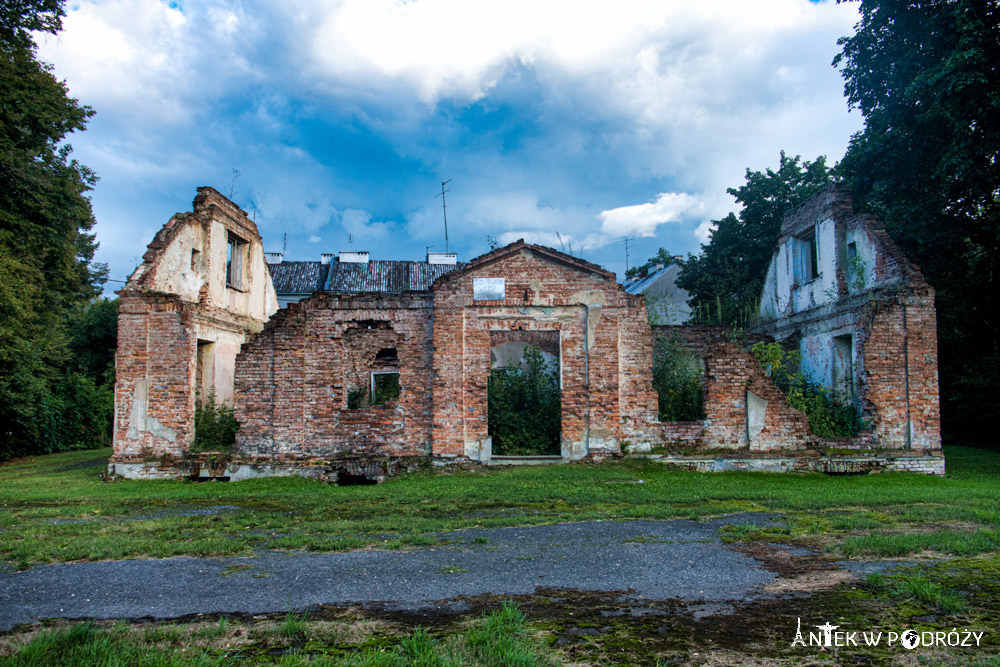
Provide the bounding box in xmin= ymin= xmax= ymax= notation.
xmin=113 ymin=294 xmax=194 ymax=457
xmin=111 ymin=188 xmax=277 ymax=468
xmin=234 ymin=293 xmax=434 ymax=459
xmin=755 ymin=184 xmax=942 ymax=453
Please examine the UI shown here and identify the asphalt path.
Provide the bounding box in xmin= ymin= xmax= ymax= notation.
xmin=0 ymin=514 xmax=786 ymax=631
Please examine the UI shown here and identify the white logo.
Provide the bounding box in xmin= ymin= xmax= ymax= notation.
xmin=791 ymin=618 xmax=984 ymax=650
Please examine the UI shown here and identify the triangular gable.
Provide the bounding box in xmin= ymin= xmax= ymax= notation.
xmin=433 ymin=239 xmax=615 ymax=290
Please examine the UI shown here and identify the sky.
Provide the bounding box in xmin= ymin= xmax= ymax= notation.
xmin=38 ymin=0 xmax=865 ymax=289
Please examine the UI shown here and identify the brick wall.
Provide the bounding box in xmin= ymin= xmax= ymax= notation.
xmin=113 ymin=294 xmax=195 ymax=456
xmin=234 ymin=293 xmax=435 ymax=459
xmin=430 ymin=243 xmax=662 ymax=459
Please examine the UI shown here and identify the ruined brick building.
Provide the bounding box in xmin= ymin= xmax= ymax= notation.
xmin=110 ymin=185 xmax=944 ymax=480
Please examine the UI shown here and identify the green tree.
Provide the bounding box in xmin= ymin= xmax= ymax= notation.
xmin=488 ymin=346 xmax=561 ymax=456
xmin=834 ymin=0 xmax=1000 ymax=445
xmin=677 ymin=152 xmax=833 ymax=325
xmin=626 ymin=247 xmax=675 ymax=279
xmin=0 ymin=0 xmax=107 ymax=459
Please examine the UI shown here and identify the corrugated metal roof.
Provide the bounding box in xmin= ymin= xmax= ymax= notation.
xmin=325 ymin=260 xmax=463 ymax=294
xmin=267 ymin=259 xmax=462 ymax=296
xmin=267 ymin=261 xmax=329 ymax=294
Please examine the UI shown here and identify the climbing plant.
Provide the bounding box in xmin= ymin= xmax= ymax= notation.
xmin=488 ymin=346 xmax=561 ymax=455
xmin=652 ymin=336 xmax=704 ymax=422
xmin=751 ymin=342 xmax=863 ymax=437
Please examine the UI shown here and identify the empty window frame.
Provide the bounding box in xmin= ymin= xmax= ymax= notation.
xmin=370 ymin=371 xmax=400 ymax=405
xmin=794 ymin=228 xmax=819 ymax=284
xmin=226 ymin=232 xmax=249 ymax=290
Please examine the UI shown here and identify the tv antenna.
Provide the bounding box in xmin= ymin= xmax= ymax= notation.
xmin=282 ymin=233 xmax=287 ymax=253
xmin=435 ymin=179 xmax=451 ymax=252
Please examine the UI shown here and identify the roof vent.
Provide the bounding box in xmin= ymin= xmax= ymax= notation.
xmin=339 ymin=251 xmax=370 ymax=264
xmin=427 ymin=252 xmax=458 ymax=265
xmin=321 ymin=253 xmax=336 ymax=265
xmin=264 ymin=252 xmax=284 ymax=264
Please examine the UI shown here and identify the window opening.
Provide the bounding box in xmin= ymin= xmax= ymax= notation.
xmin=833 ymin=335 xmax=854 ymax=403
xmin=371 ymin=371 xmax=400 ymax=405
xmin=794 ymin=228 xmax=819 ymax=284
xmin=226 ymin=232 xmax=248 ymax=290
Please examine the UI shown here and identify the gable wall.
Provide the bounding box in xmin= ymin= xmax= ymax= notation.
xmin=430 ymin=246 xmax=662 ymax=460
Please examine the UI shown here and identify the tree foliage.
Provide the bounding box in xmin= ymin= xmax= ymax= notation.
xmin=0 ymin=0 xmax=109 ymax=460
xmin=652 ymin=336 xmax=704 ymax=422
xmin=677 ymin=152 xmax=833 ymax=326
xmin=488 ymin=346 xmax=561 ymax=456
xmin=626 ymin=247 xmax=675 ymax=279
xmin=835 ymin=0 xmax=1000 ymax=445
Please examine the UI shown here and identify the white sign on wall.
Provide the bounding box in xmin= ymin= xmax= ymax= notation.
xmin=473 ymin=277 xmax=505 ymax=301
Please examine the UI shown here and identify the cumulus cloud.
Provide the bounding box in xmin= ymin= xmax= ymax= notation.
xmin=307 ymin=235 xmax=322 ymax=244
xmin=598 ymin=192 xmax=704 ymax=238
xmin=35 ymin=0 xmax=863 ymax=286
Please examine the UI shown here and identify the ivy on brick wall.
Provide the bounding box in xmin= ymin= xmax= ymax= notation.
xmin=751 ymin=342 xmax=863 ymax=438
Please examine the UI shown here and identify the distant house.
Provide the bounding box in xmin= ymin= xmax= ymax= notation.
xmin=624 ymin=261 xmax=692 ymax=324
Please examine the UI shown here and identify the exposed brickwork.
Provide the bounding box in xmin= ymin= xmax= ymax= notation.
xmin=113 ymin=188 xmax=942 ymax=478
xmin=234 ymin=294 xmax=434 ymax=459
xmin=430 ymin=243 xmax=662 ymax=459
xmin=111 ymin=188 xmax=277 ymax=468
xmin=113 ymin=294 xmax=194 ymax=456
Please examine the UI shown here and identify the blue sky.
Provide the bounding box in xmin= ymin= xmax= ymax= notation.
xmin=40 ymin=0 xmax=863 ymax=289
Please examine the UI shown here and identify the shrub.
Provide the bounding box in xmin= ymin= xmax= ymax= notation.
xmin=192 ymin=392 xmax=239 ymax=451
xmin=751 ymin=341 xmax=863 ymax=437
xmin=652 ymin=336 xmax=704 ymax=421
xmin=488 ymin=346 xmax=561 ymax=455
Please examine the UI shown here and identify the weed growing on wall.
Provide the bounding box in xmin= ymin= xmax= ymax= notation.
xmin=488 ymin=346 xmax=561 ymax=455
xmin=192 ymin=392 xmax=239 ymax=452
xmin=751 ymin=341 xmax=863 ymax=437
xmin=652 ymin=336 xmax=704 ymax=422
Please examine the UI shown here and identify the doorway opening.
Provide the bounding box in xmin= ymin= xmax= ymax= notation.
xmin=488 ymin=331 xmax=561 ymax=456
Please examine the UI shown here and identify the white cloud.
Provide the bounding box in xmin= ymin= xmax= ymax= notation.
xmin=307 ymin=235 xmax=322 ymax=244
xmin=694 ymin=220 xmax=716 ymax=245
xmin=598 ymin=192 xmax=704 ymax=237
xmin=35 ymin=0 xmax=864 ymax=288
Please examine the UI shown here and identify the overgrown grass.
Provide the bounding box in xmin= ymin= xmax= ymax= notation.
xmin=0 ymin=602 xmax=556 ymax=666
xmin=0 ymin=446 xmax=998 ymax=565
xmin=865 ymin=570 xmax=967 ymax=614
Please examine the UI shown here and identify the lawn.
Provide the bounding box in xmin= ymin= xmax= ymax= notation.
xmin=1 ymin=446 xmax=999 ymax=567
xmin=3 ymin=446 xmax=1000 ymax=665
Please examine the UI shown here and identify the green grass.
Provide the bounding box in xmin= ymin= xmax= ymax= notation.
xmin=1 ymin=446 xmax=999 ymax=565
xmin=0 ymin=602 xmax=556 ymax=666
xmin=865 ymin=570 xmax=968 ymax=614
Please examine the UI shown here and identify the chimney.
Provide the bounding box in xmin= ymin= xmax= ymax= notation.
xmin=264 ymin=252 xmax=284 ymax=264
xmin=654 ymin=262 xmax=665 ymax=271
xmin=320 ymin=253 xmax=335 ymax=265
xmin=339 ymin=251 xmax=369 ymax=264
xmin=427 ymin=252 xmax=458 ymax=265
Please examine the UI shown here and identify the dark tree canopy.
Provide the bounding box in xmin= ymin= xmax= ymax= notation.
xmin=835 ymin=0 xmax=1000 ymax=445
xmin=0 ymin=0 xmax=110 ymax=459
xmin=676 ymin=152 xmax=833 ymax=326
